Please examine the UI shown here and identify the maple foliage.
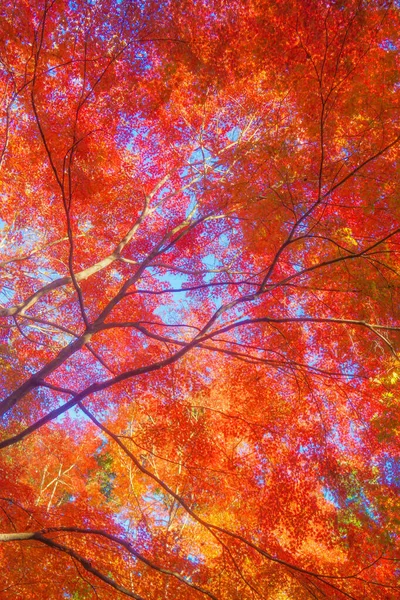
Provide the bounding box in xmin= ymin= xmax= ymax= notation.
xmin=0 ymin=0 xmax=400 ymax=598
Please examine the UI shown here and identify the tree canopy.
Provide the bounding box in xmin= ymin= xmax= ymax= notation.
xmin=0 ymin=0 xmax=400 ymax=598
